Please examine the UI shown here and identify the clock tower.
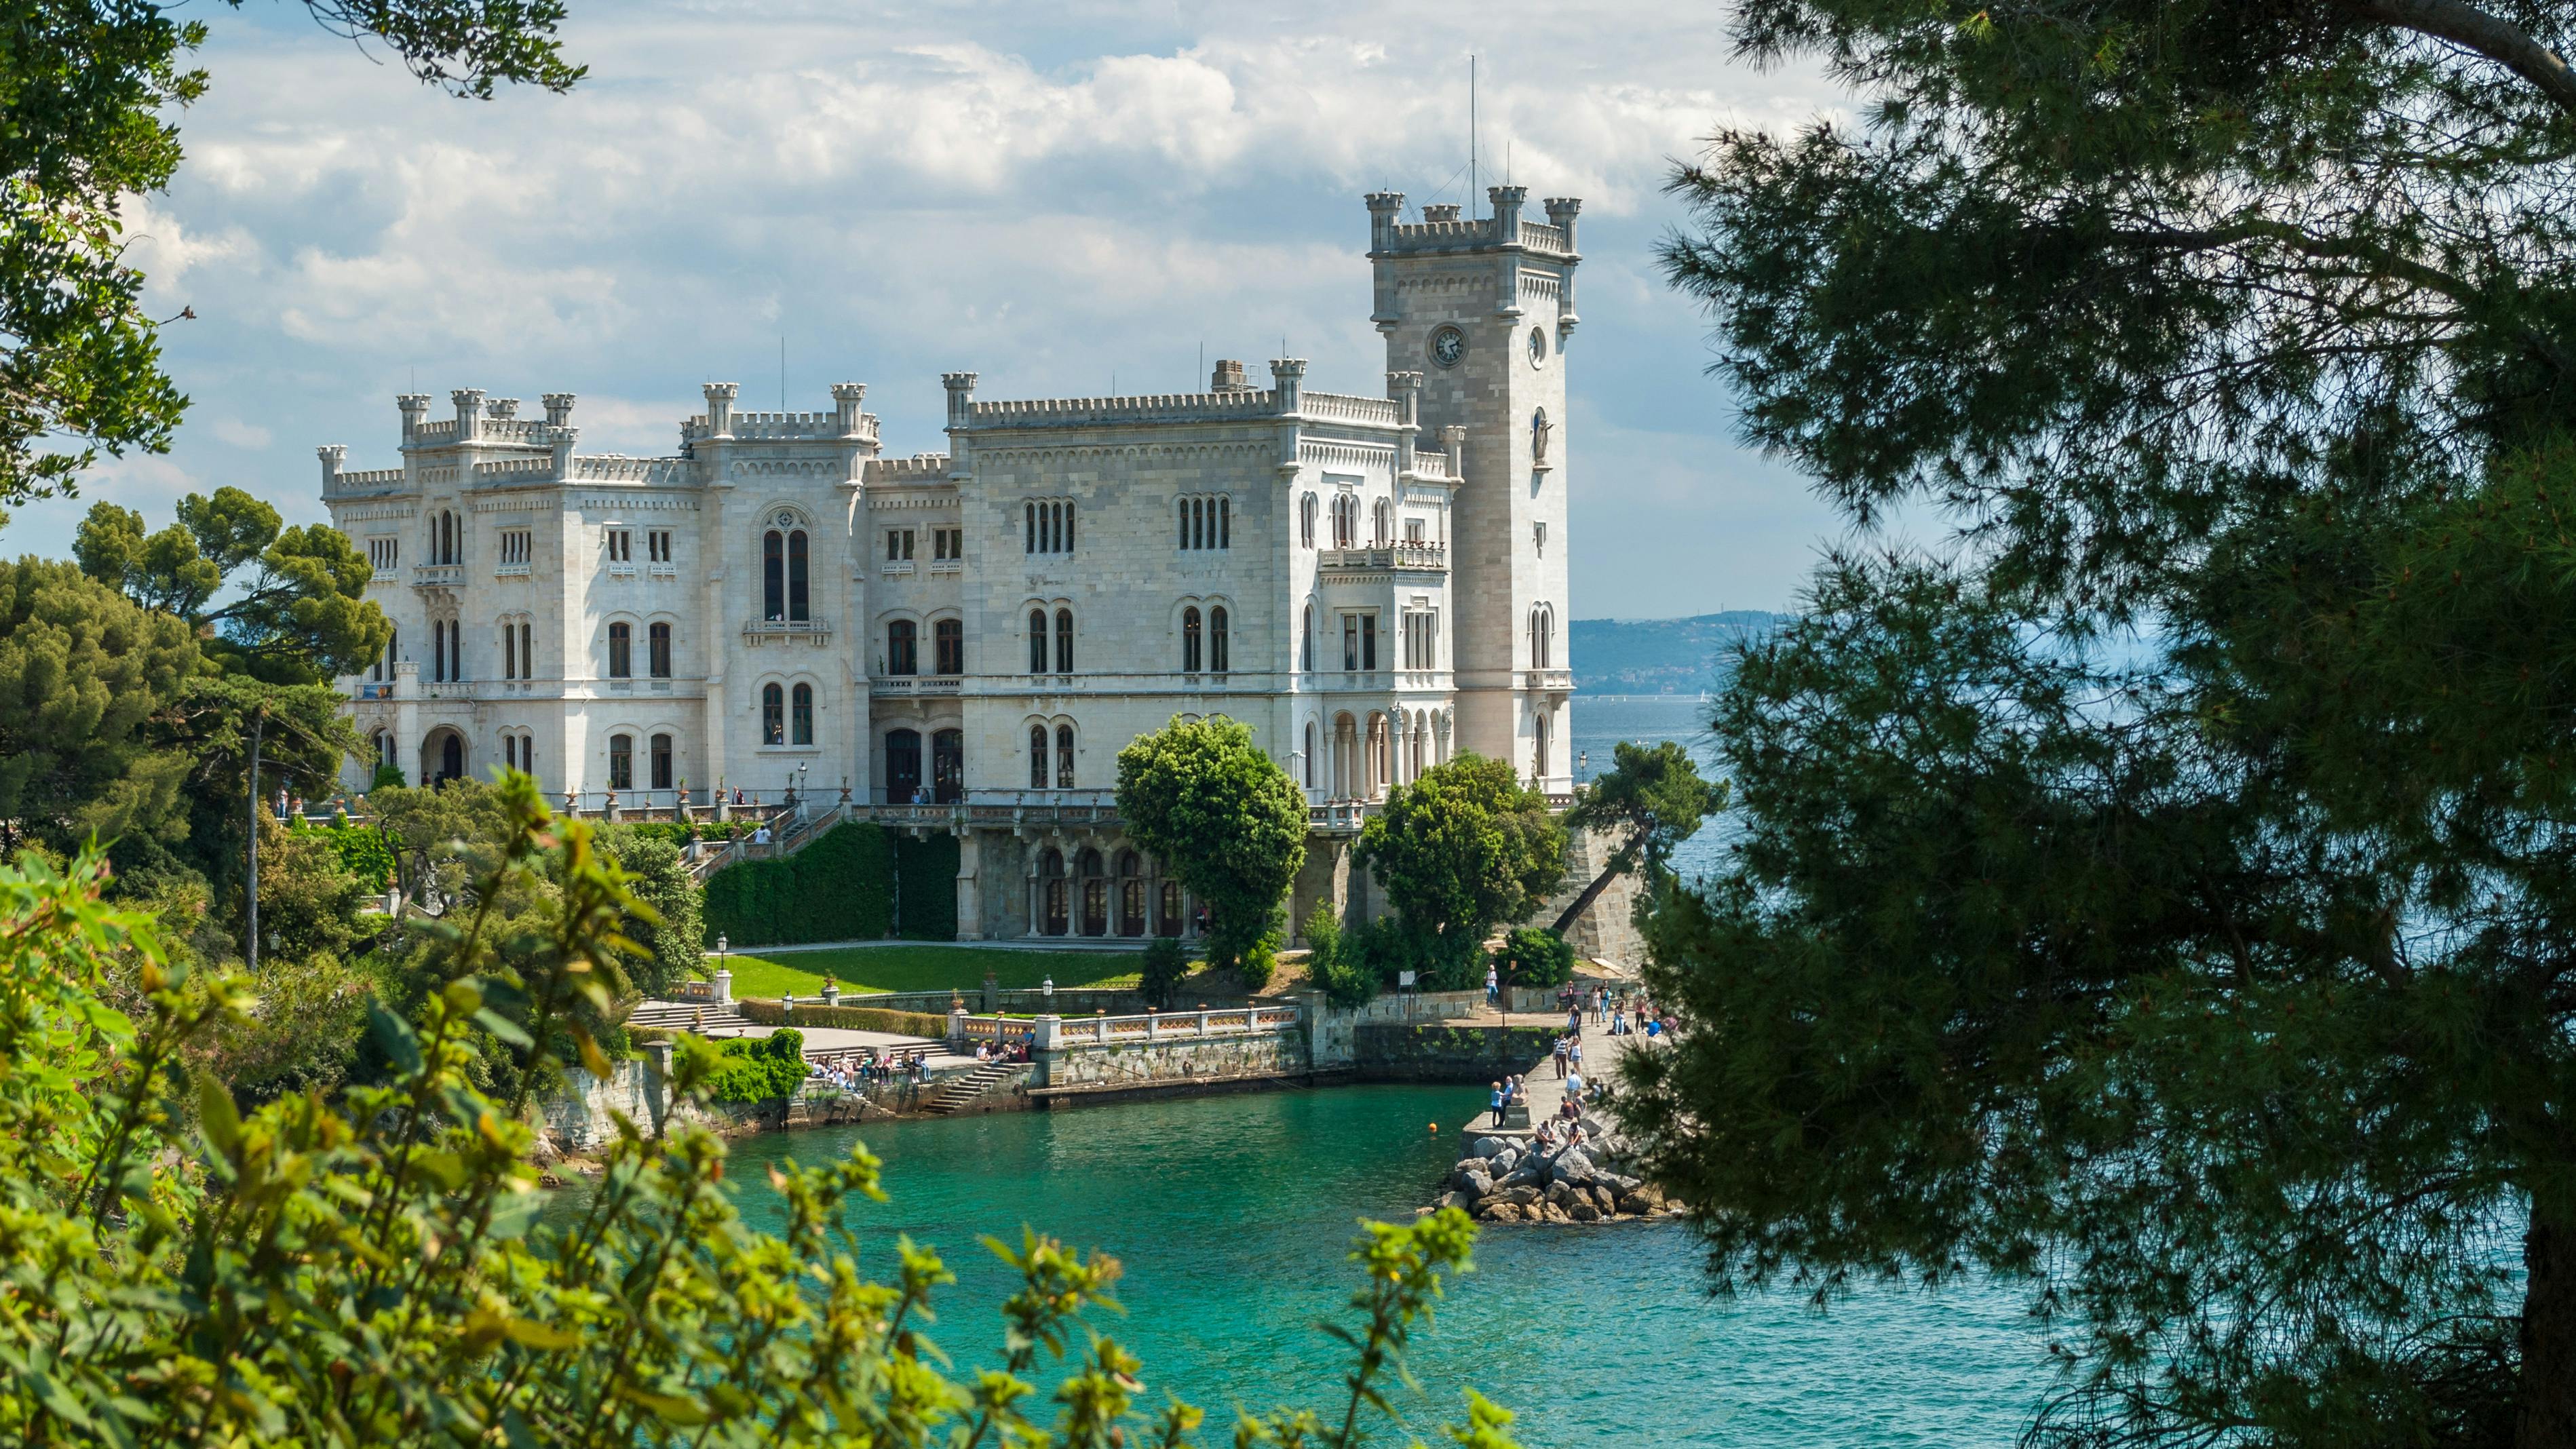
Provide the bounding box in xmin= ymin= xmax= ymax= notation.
xmin=1364 ymin=187 xmax=1581 ymax=790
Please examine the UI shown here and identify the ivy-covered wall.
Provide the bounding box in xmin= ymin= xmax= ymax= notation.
xmin=701 ymin=823 xmax=894 ymax=947
xmin=893 ymin=834 xmax=959 ymax=940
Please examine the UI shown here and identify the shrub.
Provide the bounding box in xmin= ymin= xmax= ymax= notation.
xmin=1138 ymin=937 xmax=1189 ymax=1009
xmin=0 ymin=787 xmax=1519 ymax=1448
xmin=704 ymin=1026 xmax=809 ymax=1103
xmin=1304 ymin=902 xmax=1380 ymax=1010
xmin=1493 ymin=926 xmax=1577 ymax=989
xmin=737 ymin=999 xmax=950 ymax=1039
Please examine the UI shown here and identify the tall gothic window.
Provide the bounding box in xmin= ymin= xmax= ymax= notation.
xmin=607 ymin=621 xmax=631 ymax=678
xmin=1300 ymin=492 xmax=1317 ymax=547
xmin=1182 ymin=607 xmax=1202 ymax=673
xmin=649 ymin=621 xmax=671 ymax=677
xmin=934 ymin=617 xmax=963 ymax=675
xmin=1029 ymin=608 xmax=1048 ymax=673
xmin=887 ymin=619 xmax=917 ymax=676
xmin=1056 ymin=724 xmax=1075 ymax=789
xmin=1029 ymin=724 xmax=1048 ymax=788
xmin=518 ymin=621 xmax=532 ymax=680
xmin=608 ymin=733 xmax=634 ymax=791
xmin=651 ymin=733 xmax=674 ymax=790
xmin=763 ymin=531 xmax=784 ymax=621
xmin=762 ymin=683 xmax=784 ymax=745
xmin=786 ymin=530 xmax=809 ymax=620
xmin=791 ymin=682 xmax=815 ymax=745
xmin=1302 ymin=604 xmax=1314 ymax=671
xmin=501 ymin=619 xmax=516 ymax=680
xmin=1210 ymin=606 xmax=1229 ymax=674
xmin=1054 ymin=608 xmax=1073 ymax=673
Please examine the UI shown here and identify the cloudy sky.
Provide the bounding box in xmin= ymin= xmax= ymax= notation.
xmin=5 ymin=0 xmax=1853 ymax=619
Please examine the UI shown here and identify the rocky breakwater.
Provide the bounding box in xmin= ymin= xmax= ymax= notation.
xmin=1425 ymin=1125 xmax=1680 ymax=1225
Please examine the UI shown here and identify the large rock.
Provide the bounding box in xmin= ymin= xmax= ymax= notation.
xmin=1549 ymin=1148 xmax=1598 ymax=1186
xmin=1544 ymin=1180 xmax=1577 ymax=1208
xmin=1489 ymin=1147 xmax=1522 ymax=1177
xmin=1496 ymin=1161 xmax=1546 ymax=1191
xmin=1469 ymin=1136 xmax=1512 ymax=1159
xmin=1457 ymin=1167 xmax=1494 ymax=1200
xmin=1478 ymin=1200 xmax=1524 ymax=1223
xmin=1497 ymin=1184 xmax=1542 ymax=1208
xmin=1590 ymin=1184 xmax=1619 ymax=1214
xmin=1566 ymin=1197 xmax=1601 ymax=1222
xmin=1436 ymin=1190 xmax=1472 ymax=1212
xmin=1616 ymin=1189 xmax=1662 ymax=1216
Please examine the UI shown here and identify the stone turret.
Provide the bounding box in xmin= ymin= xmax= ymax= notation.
xmin=1543 ymin=197 xmax=1581 ymax=252
xmin=1487 ymin=185 xmax=1528 ymax=244
xmin=451 ymin=388 xmax=485 ymax=439
xmin=542 ymin=393 xmax=577 ymax=426
xmin=318 ymin=444 xmax=346 ymax=490
xmin=1270 ymin=358 xmax=1305 ymax=412
xmin=703 ymin=382 xmax=738 ymax=438
xmin=942 ymin=372 xmax=978 ymax=427
xmin=397 ymin=393 xmax=431 ymax=442
xmin=1387 ymin=371 xmax=1423 ymax=471
xmin=550 ymin=426 xmax=579 ymax=473
xmin=832 ymin=382 xmax=868 ymax=436
xmin=1364 ymin=191 xmax=1404 ymax=252
xmin=486 ymin=397 xmax=520 ymax=420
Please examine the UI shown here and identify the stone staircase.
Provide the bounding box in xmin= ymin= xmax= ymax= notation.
xmin=629 ymin=999 xmax=752 ymax=1034
xmin=922 ymin=1061 xmax=1026 ymax=1115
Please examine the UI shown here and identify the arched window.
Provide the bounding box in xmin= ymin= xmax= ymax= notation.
xmin=1219 ymin=496 xmax=1230 ymax=548
xmin=501 ymin=619 xmax=516 ymax=680
xmin=1054 ymin=608 xmax=1073 ymax=673
xmin=887 ymin=729 xmax=922 ymax=802
xmin=1373 ymin=501 xmax=1391 ymax=546
xmin=1529 ymin=606 xmax=1554 ymax=669
xmin=607 ymin=621 xmax=632 ymax=678
xmin=1079 ymin=848 xmax=1107 ymax=936
xmin=518 ymin=622 xmax=531 ymax=680
xmin=1210 ymin=606 xmax=1229 ymax=674
xmin=650 ymin=733 xmax=674 ymax=790
xmin=649 ymin=621 xmax=672 ymax=678
xmin=1029 ymin=608 xmax=1048 ymax=674
xmin=934 ymin=617 xmax=963 ymax=675
xmin=1041 ymin=849 xmax=1068 ymax=936
xmin=887 ymin=619 xmax=917 ymax=676
xmin=1178 ymin=498 xmax=1192 ymax=549
xmin=1181 ymin=606 xmax=1202 ymax=672
xmin=763 ymin=531 xmax=785 ymax=621
xmin=762 ymin=683 xmax=785 ymax=745
xmin=932 ymin=728 xmax=963 ymax=802
xmin=1304 ymin=722 xmax=1317 ymax=788
xmin=791 ymin=682 xmax=815 ymax=746
xmin=786 ymin=530 xmax=809 ymax=621
xmin=1301 ymin=603 xmax=1314 ymax=671
xmin=1056 ymin=724 xmax=1075 ymax=788
xmin=1534 ymin=708 xmax=1551 ymax=784
xmin=1300 ymin=493 xmax=1317 ymax=547
xmin=1029 ymin=725 xmax=1048 ymax=788
xmin=1157 ymin=879 xmax=1183 ymax=937
xmin=438 ymin=731 xmax=464 ymax=785
xmin=608 ymin=733 xmax=634 ymax=791
xmin=1117 ymin=851 xmax=1145 ymax=936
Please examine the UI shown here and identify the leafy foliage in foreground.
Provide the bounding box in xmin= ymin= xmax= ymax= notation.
xmin=1644 ymin=1 xmax=2576 ymax=1444
xmin=0 ymin=772 xmax=1520 ymax=1447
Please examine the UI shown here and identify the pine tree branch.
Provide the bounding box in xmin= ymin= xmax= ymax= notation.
xmin=2335 ymin=0 xmax=2576 ymax=119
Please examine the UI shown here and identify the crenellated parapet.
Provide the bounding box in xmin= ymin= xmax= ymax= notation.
xmin=1364 ymin=187 xmax=1580 ymax=259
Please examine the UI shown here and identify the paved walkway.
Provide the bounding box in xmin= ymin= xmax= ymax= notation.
xmin=1457 ymin=1007 xmax=1650 ymax=1140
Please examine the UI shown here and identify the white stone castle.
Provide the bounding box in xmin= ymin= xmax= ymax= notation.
xmin=322 ymin=189 xmax=1581 ymax=941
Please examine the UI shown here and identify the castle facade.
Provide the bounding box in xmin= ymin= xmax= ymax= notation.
xmin=322 ymin=189 xmax=1581 ymax=940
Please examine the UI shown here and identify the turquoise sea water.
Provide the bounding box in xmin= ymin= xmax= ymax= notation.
xmin=723 ymin=1086 xmax=2059 ymax=1448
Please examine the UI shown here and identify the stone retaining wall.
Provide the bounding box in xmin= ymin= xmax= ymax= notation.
xmin=1039 ymin=1030 xmax=1307 ymax=1094
xmin=1353 ymin=1024 xmax=1560 ymax=1081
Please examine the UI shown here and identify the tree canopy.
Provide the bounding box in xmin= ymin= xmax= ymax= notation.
xmin=0 ymin=788 xmax=1524 ymax=1448
xmin=1114 ymin=715 xmax=1307 ymax=978
xmin=0 ymin=2 xmax=581 ymax=505
xmin=1354 ymin=755 xmax=1564 ymax=988
xmin=0 ymin=556 xmax=197 ymax=855
xmin=1635 ymin=2 xmax=2576 ymax=1445
xmin=77 ymin=488 xmax=391 ymax=682
xmin=1552 ymin=740 xmax=1723 ymax=934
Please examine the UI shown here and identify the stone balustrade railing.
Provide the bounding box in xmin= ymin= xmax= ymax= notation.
xmin=949 ymin=1004 xmax=1303 ymax=1049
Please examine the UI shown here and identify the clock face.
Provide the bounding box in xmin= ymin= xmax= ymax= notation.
xmin=1429 ymin=326 xmax=1466 ymax=368
xmin=1528 ymin=326 xmax=1547 ymax=366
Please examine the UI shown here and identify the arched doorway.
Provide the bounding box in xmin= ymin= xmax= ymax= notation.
xmin=886 ymin=729 xmax=922 ymax=803
xmin=931 ymin=729 xmax=963 ymax=803
xmin=1039 ymin=849 xmax=1068 ymax=936
xmin=421 ymin=729 xmax=467 ymax=788
xmin=1077 ymin=849 xmax=1107 ymax=936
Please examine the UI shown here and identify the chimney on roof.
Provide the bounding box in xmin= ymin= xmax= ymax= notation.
xmin=1210 ymin=359 xmax=1250 ymax=392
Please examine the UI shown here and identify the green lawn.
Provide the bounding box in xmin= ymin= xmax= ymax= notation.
xmin=712 ymin=946 xmax=1145 ymax=1001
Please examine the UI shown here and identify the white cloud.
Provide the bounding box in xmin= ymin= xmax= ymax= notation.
xmin=7 ymin=0 xmax=1861 ymax=615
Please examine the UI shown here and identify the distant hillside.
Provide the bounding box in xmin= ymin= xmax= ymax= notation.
xmin=1571 ymin=611 xmax=1788 ymax=695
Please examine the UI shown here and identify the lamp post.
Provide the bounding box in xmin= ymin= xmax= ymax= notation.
xmin=1578 ymin=750 xmax=1589 ymax=786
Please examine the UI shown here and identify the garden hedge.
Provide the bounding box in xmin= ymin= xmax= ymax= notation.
xmin=700 ymin=822 xmax=894 ymax=947
xmin=736 ymin=999 xmax=951 ymax=1039
xmin=893 ymin=832 xmax=959 ymax=940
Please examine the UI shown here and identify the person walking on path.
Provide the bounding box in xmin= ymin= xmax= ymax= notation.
xmin=1566 ymin=1005 xmax=1583 ymax=1038
xmin=1594 ymin=985 xmax=1609 ymax=1024
xmin=1552 ymin=1037 xmax=1569 ymax=1079
xmin=1488 ymin=1081 xmax=1507 ymax=1128
xmin=1569 ymin=1036 xmax=1585 ymax=1081
xmin=1484 ymin=963 xmax=1499 ymax=1007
